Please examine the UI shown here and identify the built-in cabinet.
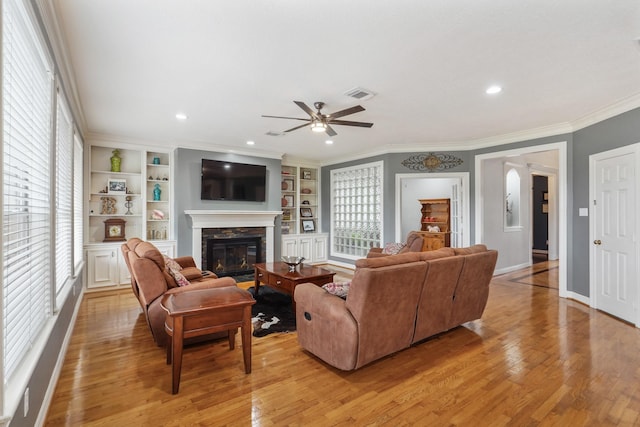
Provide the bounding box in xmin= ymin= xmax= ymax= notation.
xmin=281 ymin=234 xmax=329 ymax=263
xmin=418 ymin=198 xmax=451 ymax=251
xmin=86 ymin=241 xmax=175 ymax=289
xmin=85 ymin=144 xmax=176 ymax=290
xmin=280 ymin=164 xmax=326 ymax=262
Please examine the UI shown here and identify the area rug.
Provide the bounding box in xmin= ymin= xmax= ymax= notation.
xmin=248 ymin=286 xmax=296 ymax=337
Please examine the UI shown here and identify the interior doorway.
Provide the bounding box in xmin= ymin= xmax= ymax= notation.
xmin=532 ymin=175 xmax=549 ymax=263
xmin=395 ymin=172 xmax=470 ymax=247
xmin=475 ymin=141 xmax=567 ymax=298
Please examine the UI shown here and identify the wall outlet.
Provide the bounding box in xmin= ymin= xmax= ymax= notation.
xmin=23 ymin=387 xmax=29 ymax=417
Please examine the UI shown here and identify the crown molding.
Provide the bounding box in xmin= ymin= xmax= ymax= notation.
xmin=570 ymin=93 xmax=640 ymax=132
xmin=86 ymin=131 xmax=285 ymax=160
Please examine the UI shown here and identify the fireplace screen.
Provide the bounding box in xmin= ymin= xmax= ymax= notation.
xmin=206 ymin=237 xmax=262 ymax=277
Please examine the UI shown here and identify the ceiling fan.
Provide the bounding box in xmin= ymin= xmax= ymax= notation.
xmin=262 ymin=101 xmax=373 ymax=137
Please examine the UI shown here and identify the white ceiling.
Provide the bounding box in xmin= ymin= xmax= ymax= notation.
xmin=48 ymin=0 xmax=640 ymax=164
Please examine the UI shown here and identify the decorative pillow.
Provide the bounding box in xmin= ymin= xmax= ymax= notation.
xmin=163 ymin=255 xmax=190 ymax=287
xmin=322 ymin=282 xmax=351 ymax=299
xmin=382 ymin=242 xmax=406 ymax=255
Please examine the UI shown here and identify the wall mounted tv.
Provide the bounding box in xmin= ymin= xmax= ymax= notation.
xmin=201 ymin=159 xmax=266 ymax=201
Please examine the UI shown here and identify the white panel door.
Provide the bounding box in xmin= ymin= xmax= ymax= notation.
xmin=298 ymin=237 xmax=313 ymax=261
xmin=281 ymin=236 xmax=298 ymax=257
xmin=593 ymin=152 xmax=637 ymax=323
xmin=87 ymin=249 xmax=118 ymax=288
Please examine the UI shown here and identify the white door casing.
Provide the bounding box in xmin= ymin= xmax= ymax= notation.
xmin=590 ymin=145 xmax=639 ymax=325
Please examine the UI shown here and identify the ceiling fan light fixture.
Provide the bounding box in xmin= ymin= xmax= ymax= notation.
xmin=311 ymin=121 xmax=327 ymax=133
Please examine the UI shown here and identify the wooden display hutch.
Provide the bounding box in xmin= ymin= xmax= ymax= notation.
xmin=418 ymin=198 xmax=451 ymax=251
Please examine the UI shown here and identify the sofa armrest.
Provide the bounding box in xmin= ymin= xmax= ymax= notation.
xmin=366 ymin=248 xmax=389 ymax=258
xmin=165 ymin=276 xmax=237 ymax=294
xmin=174 ymin=256 xmax=197 ymax=269
xmin=294 ymin=283 xmax=359 ymax=371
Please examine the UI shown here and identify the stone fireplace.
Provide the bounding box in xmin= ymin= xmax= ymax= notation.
xmin=185 ymin=210 xmax=281 ymax=269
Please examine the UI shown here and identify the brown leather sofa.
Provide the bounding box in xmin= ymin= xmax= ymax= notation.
xmin=121 ymin=238 xmax=237 ymax=347
xmin=294 ymin=244 xmax=497 ymax=370
xmin=366 ymin=231 xmax=425 ymax=258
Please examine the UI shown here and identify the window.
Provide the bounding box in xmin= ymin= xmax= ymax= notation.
xmin=330 ymin=161 xmax=383 ymax=259
xmin=505 ymin=166 xmax=521 ymax=228
xmin=55 ymin=94 xmax=73 ymax=302
xmin=2 ymin=0 xmax=54 ymax=382
xmin=73 ymin=134 xmax=84 ymax=276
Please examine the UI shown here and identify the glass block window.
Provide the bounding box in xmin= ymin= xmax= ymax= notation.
xmin=330 ymin=161 xmax=383 ymax=259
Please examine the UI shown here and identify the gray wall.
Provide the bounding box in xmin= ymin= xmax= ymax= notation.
xmin=571 ymin=108 xmax=640 ymax=296
xmin=173 ymin=148 xmax=282 ymax=260
xmin=10 ymin=274 xmax=84 ymax=427
xmin=321 ymin=151 xmax=470 ymax=265
xmin=321 ymin=107 xmax=640 ymax=298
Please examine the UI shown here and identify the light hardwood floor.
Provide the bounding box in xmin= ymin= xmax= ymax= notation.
xmin=45 ymin=263 xmax=640 ymax=426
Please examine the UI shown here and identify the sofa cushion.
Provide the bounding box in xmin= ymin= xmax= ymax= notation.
xmin=453 ymin=244 xmax=488 ymax=255
xmin=355 ymin=251 xmax=422 ymax=269
xmin=382 ymin=242 xmax=406 ymax=255
xmin=417 ymin=247 xmax=456 ymax=261
xmin=163 ymin=255 xmax=190 ymax=287
xmin=322 ymin=282 xmax=351 ymax=299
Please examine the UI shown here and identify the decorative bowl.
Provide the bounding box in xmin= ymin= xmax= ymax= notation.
xmin=282 ymin=256 xmax=305 ymax=272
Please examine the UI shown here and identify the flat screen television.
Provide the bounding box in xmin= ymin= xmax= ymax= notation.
xmin=201 ymin=159 xmax=266 ymax=201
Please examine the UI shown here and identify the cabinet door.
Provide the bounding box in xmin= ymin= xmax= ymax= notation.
xmin=282 ymin=237 xmax=298 ymax=257
xmin=154 ymin=242 xmax=175 ymax=258
xmin=87 ymin=249 xmax=118 ymax=288
xmin=423 ymin=235 xmax=445 ymax=251
xmin=313 ymin=236 xmax=328 ymax=262
xmin=299 ymin=237 xmax=313 ymax=261
xmin=117 ymin=252 xmax=131 ymax=285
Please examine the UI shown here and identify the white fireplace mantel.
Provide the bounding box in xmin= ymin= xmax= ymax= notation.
xmin=185 ymin=210 xmax=282 ymax=266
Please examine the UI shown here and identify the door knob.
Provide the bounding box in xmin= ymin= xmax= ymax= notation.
xmin=593 ymin=240 xmax=602 ymax=245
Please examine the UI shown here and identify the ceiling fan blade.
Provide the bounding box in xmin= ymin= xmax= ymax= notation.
xmin=294 ymin=101 xmax=320 ymax=119
xmin=284 ymin=122 xmax=312 ymax=133
xmin=329 ymin=119 xmax=374 ymax=128
xmin=326 ymin=105 xmax=365 ymax=120
xmin=262 ymin=115 xmax=310 ymax=122
xmin=325 ymin=125 xmax=337 ymax=137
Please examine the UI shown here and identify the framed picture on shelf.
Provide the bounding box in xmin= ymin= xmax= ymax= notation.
xmin=108 ymin=178 xmax=127 ymax=195
xmin=282 ymin=179 xmax=294 ymax=191
xmin=282 ymin=210 xmax=291 ymax=221
xmin=301 ymin=219 xmax=315 ymax=232
xmin=300 ymin=207 xmax=313 ymax=217
xmin=283 ymin=195 xmax=294 ymax=207
xmin=302 ymin=170 xmax=312 ymax=180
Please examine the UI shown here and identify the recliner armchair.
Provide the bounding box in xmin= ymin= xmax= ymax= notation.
xmin=121 ymin=239 xmax=237 ymax=347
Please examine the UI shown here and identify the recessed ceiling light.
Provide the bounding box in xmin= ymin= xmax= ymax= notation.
xmin=325 ymin=140 xmax=334 ymax=145
xmin=175 ymin=113 xmax=188 ymax=120
xmin=486 ymin=85 xmax=502 ymax=95
xmin=246 ymin=141 xmax=255 ymax=145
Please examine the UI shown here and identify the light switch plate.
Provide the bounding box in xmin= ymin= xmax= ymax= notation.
xmin=579 ymin=208 xmax=588 ymax=217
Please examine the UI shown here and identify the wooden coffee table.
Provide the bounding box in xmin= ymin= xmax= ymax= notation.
xmin=254 ymin=262 xmax=335 ymax=312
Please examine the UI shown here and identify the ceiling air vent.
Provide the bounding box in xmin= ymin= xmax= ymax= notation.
xmin=344 ymin=87 xmax=376 ymax=101
xmin=265 ymin=131 xmax=286 ymax=137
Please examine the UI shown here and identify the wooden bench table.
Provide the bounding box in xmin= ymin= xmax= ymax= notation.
xmin=161 ymin=286 xmax=255 ymax=394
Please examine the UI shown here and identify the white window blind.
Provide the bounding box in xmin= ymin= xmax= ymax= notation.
xmin=330 ymin=161 xmax=383 ymax=259
xmin=55 ymin=94 xmax=72 ymax=297
xmin=2 ymin=0 xmax=53 ymax=380
xmin=73 ymin=134 xmax=84 ymax=275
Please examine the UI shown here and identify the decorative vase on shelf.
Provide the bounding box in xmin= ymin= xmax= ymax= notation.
xmin=110 ymin=149 xmax=122 ymax=172
xmin=153 ymin=157 xmax=160 ymax=165
xmin=153 ymin=183 xmax=161 ymax=201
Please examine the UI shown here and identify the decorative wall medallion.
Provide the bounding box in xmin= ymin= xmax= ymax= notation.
xmin=401 ymin=153 xmax=463 ymax=172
